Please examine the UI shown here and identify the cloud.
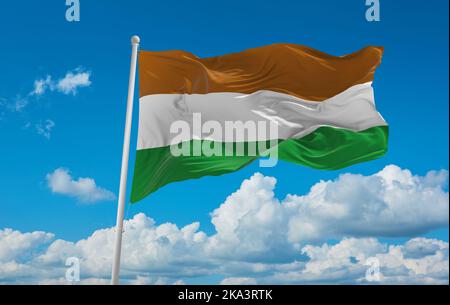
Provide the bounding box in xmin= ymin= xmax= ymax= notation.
xmin=46 ymin=168 xmax=116 ymax=203
xmin=0 ymin=229 xmax=54 ymax=262
xmin=1 ymin=68 xmax=92 ymax=139
xmin=1 ymin=216 xmax=447 ymax=285
xmin=35 ymin=119 xmax=55 ymax=139
xmin=220 ymin=277 xmax=257 ymax=285
xmin=31 ymin=69 xmax=91 ymax=97
xmin=0 ymin=96 xmax=25 ymax=112
xmin=284 ymin=165 xmax=449 ymax=242
xmin=270 ymin=237 xmax=449 ymax=284
xmin=11 ymin=96 xmax=30 ymax=112
xmin=207 ymin=165 xmax=448 ymax=261
xmin=2 ymin=68 xmax=91 ymax=115
xmin=56 ymin=70 xmax=91 ymax=95
xmin=1 ymin=165 xmax=448 ymax=284
xmin=31 ymin=75 xmax=53 ymax=96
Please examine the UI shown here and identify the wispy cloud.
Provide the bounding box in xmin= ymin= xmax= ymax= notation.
xmin=30 ymin=69 xmax=91 ymax=98
xmin=0 ymin=68 xmax=92 ymax=140
xmin=56 ymin=70 xmax=91 ymax=95
xmin=46 ymin=168 xmax=116 ymax=203
xmin=11 ymin=96 xmax=29 ymax=112
xmin=31 ymin=75 xmax=53 ymax=96
xmin=35 ymin=120 xmax=55 ymax=140
xmin=3 ymin=68 xmax=92 ymax=114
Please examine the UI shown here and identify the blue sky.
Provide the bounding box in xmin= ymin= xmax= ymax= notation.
xmin=0 ymin=0 xmax=448 ymax=284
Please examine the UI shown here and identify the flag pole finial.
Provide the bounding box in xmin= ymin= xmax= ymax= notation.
xmin=131 ymin=35 xmax=140 ymax=45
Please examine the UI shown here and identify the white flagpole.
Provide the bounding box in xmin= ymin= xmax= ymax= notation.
xmin=111 ymin=35 xmax=140 ymax=285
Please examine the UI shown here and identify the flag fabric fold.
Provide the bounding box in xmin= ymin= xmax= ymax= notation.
xmin=130 ymin=44 xmax=388 ymax=203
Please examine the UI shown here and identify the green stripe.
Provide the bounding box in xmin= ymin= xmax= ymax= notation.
xmin=130 ymin=126 xmax=388 ymax=203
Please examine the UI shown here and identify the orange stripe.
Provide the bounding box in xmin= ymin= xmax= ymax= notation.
xmin=139 ymin=43 xmax=383 ymax=101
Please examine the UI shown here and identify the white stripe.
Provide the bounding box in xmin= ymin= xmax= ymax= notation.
xmin=137 ymin=82 xmax=387 ymax=150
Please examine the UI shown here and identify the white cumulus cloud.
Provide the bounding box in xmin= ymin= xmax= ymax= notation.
xmin=0 ymin=229 xmax=54 ymax=263
xmin=1 ymin=165 xmax=448 ymax=284
xmin=206 ymin=165 xmax=448 ymax=261
xmin=220 ymin=277 xmax=257 ymax=285
xmin=46 ymin=168 xmax=116 ymax=203
xmin=269 ymin=237 xmax=449 ymax=284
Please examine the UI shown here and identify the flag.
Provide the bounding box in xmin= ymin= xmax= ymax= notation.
xmin=130 ymin=43 xmax=388 ymax=203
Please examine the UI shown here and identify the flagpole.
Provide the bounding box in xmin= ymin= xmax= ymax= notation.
xmin=111 ymin=35 xmax=140 ymax=285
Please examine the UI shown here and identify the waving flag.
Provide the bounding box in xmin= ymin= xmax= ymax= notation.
xmin=130 ymin=44 xmax=388 ymax=203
